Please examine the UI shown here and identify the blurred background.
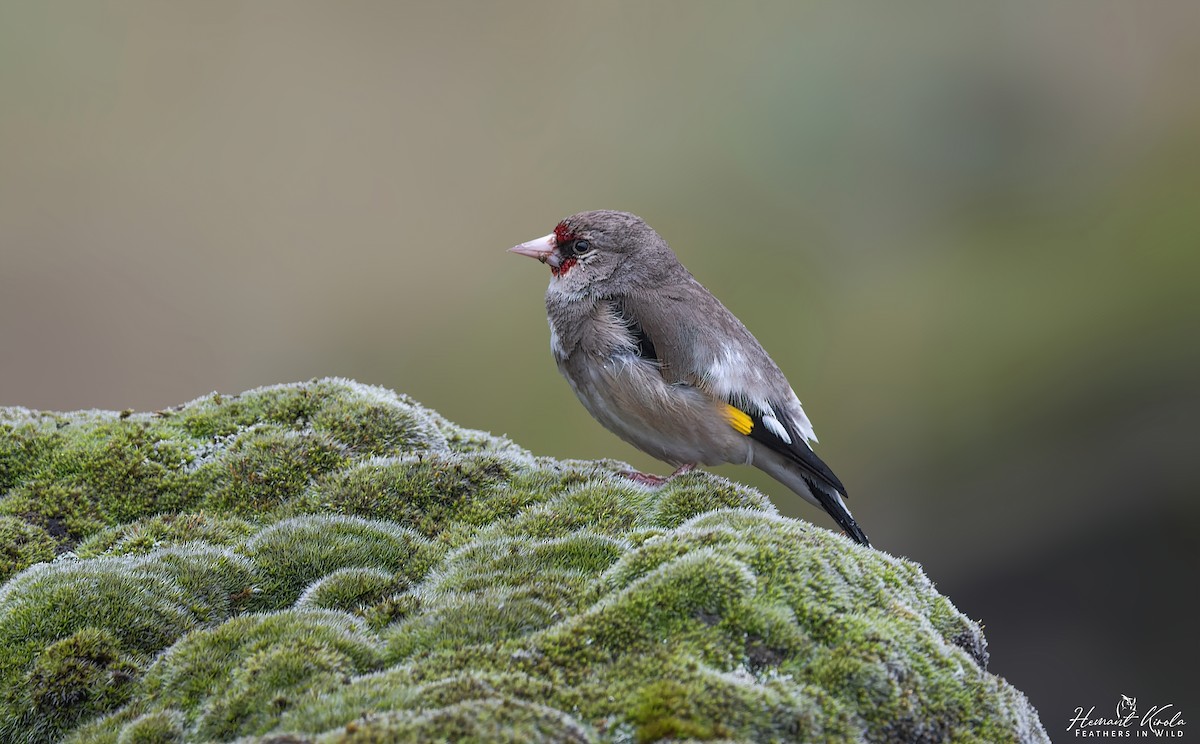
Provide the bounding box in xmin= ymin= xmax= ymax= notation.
xmin=2 ymin=1 xmax=1197 ymax=729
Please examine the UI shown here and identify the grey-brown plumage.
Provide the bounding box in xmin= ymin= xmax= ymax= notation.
xmin=509 ymin=210 xmax=870 ymax=546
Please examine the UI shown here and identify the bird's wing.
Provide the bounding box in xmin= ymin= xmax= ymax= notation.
xmin=705 ymin=367 xmax=847 ymax=497
xmin=739 ymin=401 xmax=848 ymax=497
xmin=614 ymin=284 xmax=847 ymax=498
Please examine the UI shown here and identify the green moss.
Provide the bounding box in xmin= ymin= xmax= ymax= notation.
xmin=289 ymin=452 xmax=535 ymax=538
xmin=385 ymin=586 xmax=559 ymax=660
xmin=627 ymin=678 xmax=727 ymax=742
xmin=176 ymin=381 xmax=340 ymax=440
xmin=297 ymin=567 xmax=409 ymax=616
xmin=0 ymin=481 xmax=107 ymax=547
xmin=114 ymin=709 xmax=185 ymax=744
xmin=21 ymin=628 xmax=141 ymax=741
xmin=241 ymin=515 xmax=441 ymax=611
xmin=0 ymin=516 xmax=55 ymax=581
xmin=200 ymin=426 xmax=348 ymax=517
xmin=0 ymin=559 xmax=196 ymax=673
xmin=541 ymin=548 xmax=759 ymax=664
xmin=357 ymin=591 xmax=423 ymax=631
xmin=0 ymin=380 xmax=1048 ymax=743
xmin=481 ymin=480 xmax=658 ymax=540
xmin=416 ymin=404 xmax=520 ymax=455
xmin=0 ymin=545 xmax=263 ymax=741
xmin=329 ymin=698 xmax=593 ymax=743
xmin=144 ymin=545 xmax=260 ymax=622
xmin=198 ymin=638 xmax=356 ymax=738
xmin=0 ymin=419 xmax=214 ymax=548
xmin=139 ymin=610 xmax=381 ymax=740
xmin=76 ymin=513 xmax=258 ymax=558
xmin=435 ymin=532 xmax=626 ymax=594
xmin=307 ymin=390 xmax=440 ymax=457
xmin=0 ymin=415 xmax=63 ymax=493
xmin=645 ymin=470 xmax=774 ymax=528
xmin=175 ymin=380 xmax=445 ymax=457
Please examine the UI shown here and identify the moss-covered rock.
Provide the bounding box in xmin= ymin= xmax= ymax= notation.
xmin=0 ymin=515 xmax=55 ymax=582
xmin=0 ymin=378 xmax=1048 ymax=743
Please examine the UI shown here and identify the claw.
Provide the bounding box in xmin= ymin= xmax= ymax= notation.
xmin=618 ymin=463 xmax=695 ymax=487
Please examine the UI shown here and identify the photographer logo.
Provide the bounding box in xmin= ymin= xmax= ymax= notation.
xmin=1068 ymin=695 xmax=1186 ymax=738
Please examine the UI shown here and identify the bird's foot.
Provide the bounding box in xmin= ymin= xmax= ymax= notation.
xmin=618 ymin=463 xmax=695 ymax=487
xmin=620 ymin=470 xmax=669 ymax=486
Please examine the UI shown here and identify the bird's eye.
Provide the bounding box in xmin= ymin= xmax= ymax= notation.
xmin=574 ymin=240 xmax=591 ymax=253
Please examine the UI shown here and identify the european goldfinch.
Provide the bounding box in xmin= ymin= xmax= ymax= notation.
xmin=510 ymin=210 xmax=870 ymax=546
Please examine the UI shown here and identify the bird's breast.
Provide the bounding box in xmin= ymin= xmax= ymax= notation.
xmin=556 ymin=348 xmax=750 ymax=468
xmin=546 ymin=298 xmax=633 ymax=363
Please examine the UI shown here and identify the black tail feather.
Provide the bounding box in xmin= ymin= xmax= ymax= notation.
xmin=747 ymin=410 xmax=846 ymax=496
xmin=805 ymin=476 xmax=871 ymax=547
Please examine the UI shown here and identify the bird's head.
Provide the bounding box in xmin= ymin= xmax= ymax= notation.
xmin=508 ymin=210 xmax=676 ymax=295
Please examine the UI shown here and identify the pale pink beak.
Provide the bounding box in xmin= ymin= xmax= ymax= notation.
xmin=508 ymin=232 xmax=560 ymax=268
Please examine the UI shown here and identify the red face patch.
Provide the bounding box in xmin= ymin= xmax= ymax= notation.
xmin=551 ymin=257 xmax=577 ymax=278
xmin=551 ymin=221 xmax=579 ymax=277
xmin=553 ymin=221 xmax=575 ymax=246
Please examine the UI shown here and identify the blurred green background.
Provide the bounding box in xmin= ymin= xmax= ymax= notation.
xmin=2 ymin=1 xmax=1197 ymax=728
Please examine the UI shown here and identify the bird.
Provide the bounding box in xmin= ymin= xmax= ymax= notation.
xmin=509 ymin=210 xmax=870 ymax=546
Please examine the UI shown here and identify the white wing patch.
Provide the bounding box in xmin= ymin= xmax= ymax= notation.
xmin=705 ymin=343 xmax=819 ymax=446
xmin=707 ymin=345 xmax=766 ymax=390
xmin=760 ymin=413 xmax=792 ymax=445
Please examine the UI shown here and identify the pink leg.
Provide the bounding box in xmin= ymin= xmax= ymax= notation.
xmin=619 ymin=463 xmax=696 ymax=487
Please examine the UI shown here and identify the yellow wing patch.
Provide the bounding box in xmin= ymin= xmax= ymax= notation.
xmin=723 ymin=404 xmax=754 ymax=436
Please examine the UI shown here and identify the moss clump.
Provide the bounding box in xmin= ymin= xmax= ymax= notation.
xmin=136 ymin=610 xmax=381 ymax=740
xmin=335 ymin=697 xmax=594 ymax=743
xmin=288 ymin=452 xmax=527 ymax=536
xmin=110 ymin=709 xmax=185 ymax=744
xmin=200 ymin=426 xmax=349 ymax=517
xmin=0 ymin=416 xmax=61 ymax=494
xmin=75 ymin=512 xmax=257 ymax=558
xmin=0 ymin=379 xmax=1049 ymax=743
xmin=296 ymin=567 xmax=409 ymax=616
xmin=0 ymin=515 xmax=55 ymax=582
xmin=23 ymin=628 xmax=141 ymax=742
xmin=241 ymin=515 xmax=440 ymax=611
xmin=0 ymin=420 xmax=214 ymax=544
xmin=0 ymin=560 xmax=191 ymax=741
